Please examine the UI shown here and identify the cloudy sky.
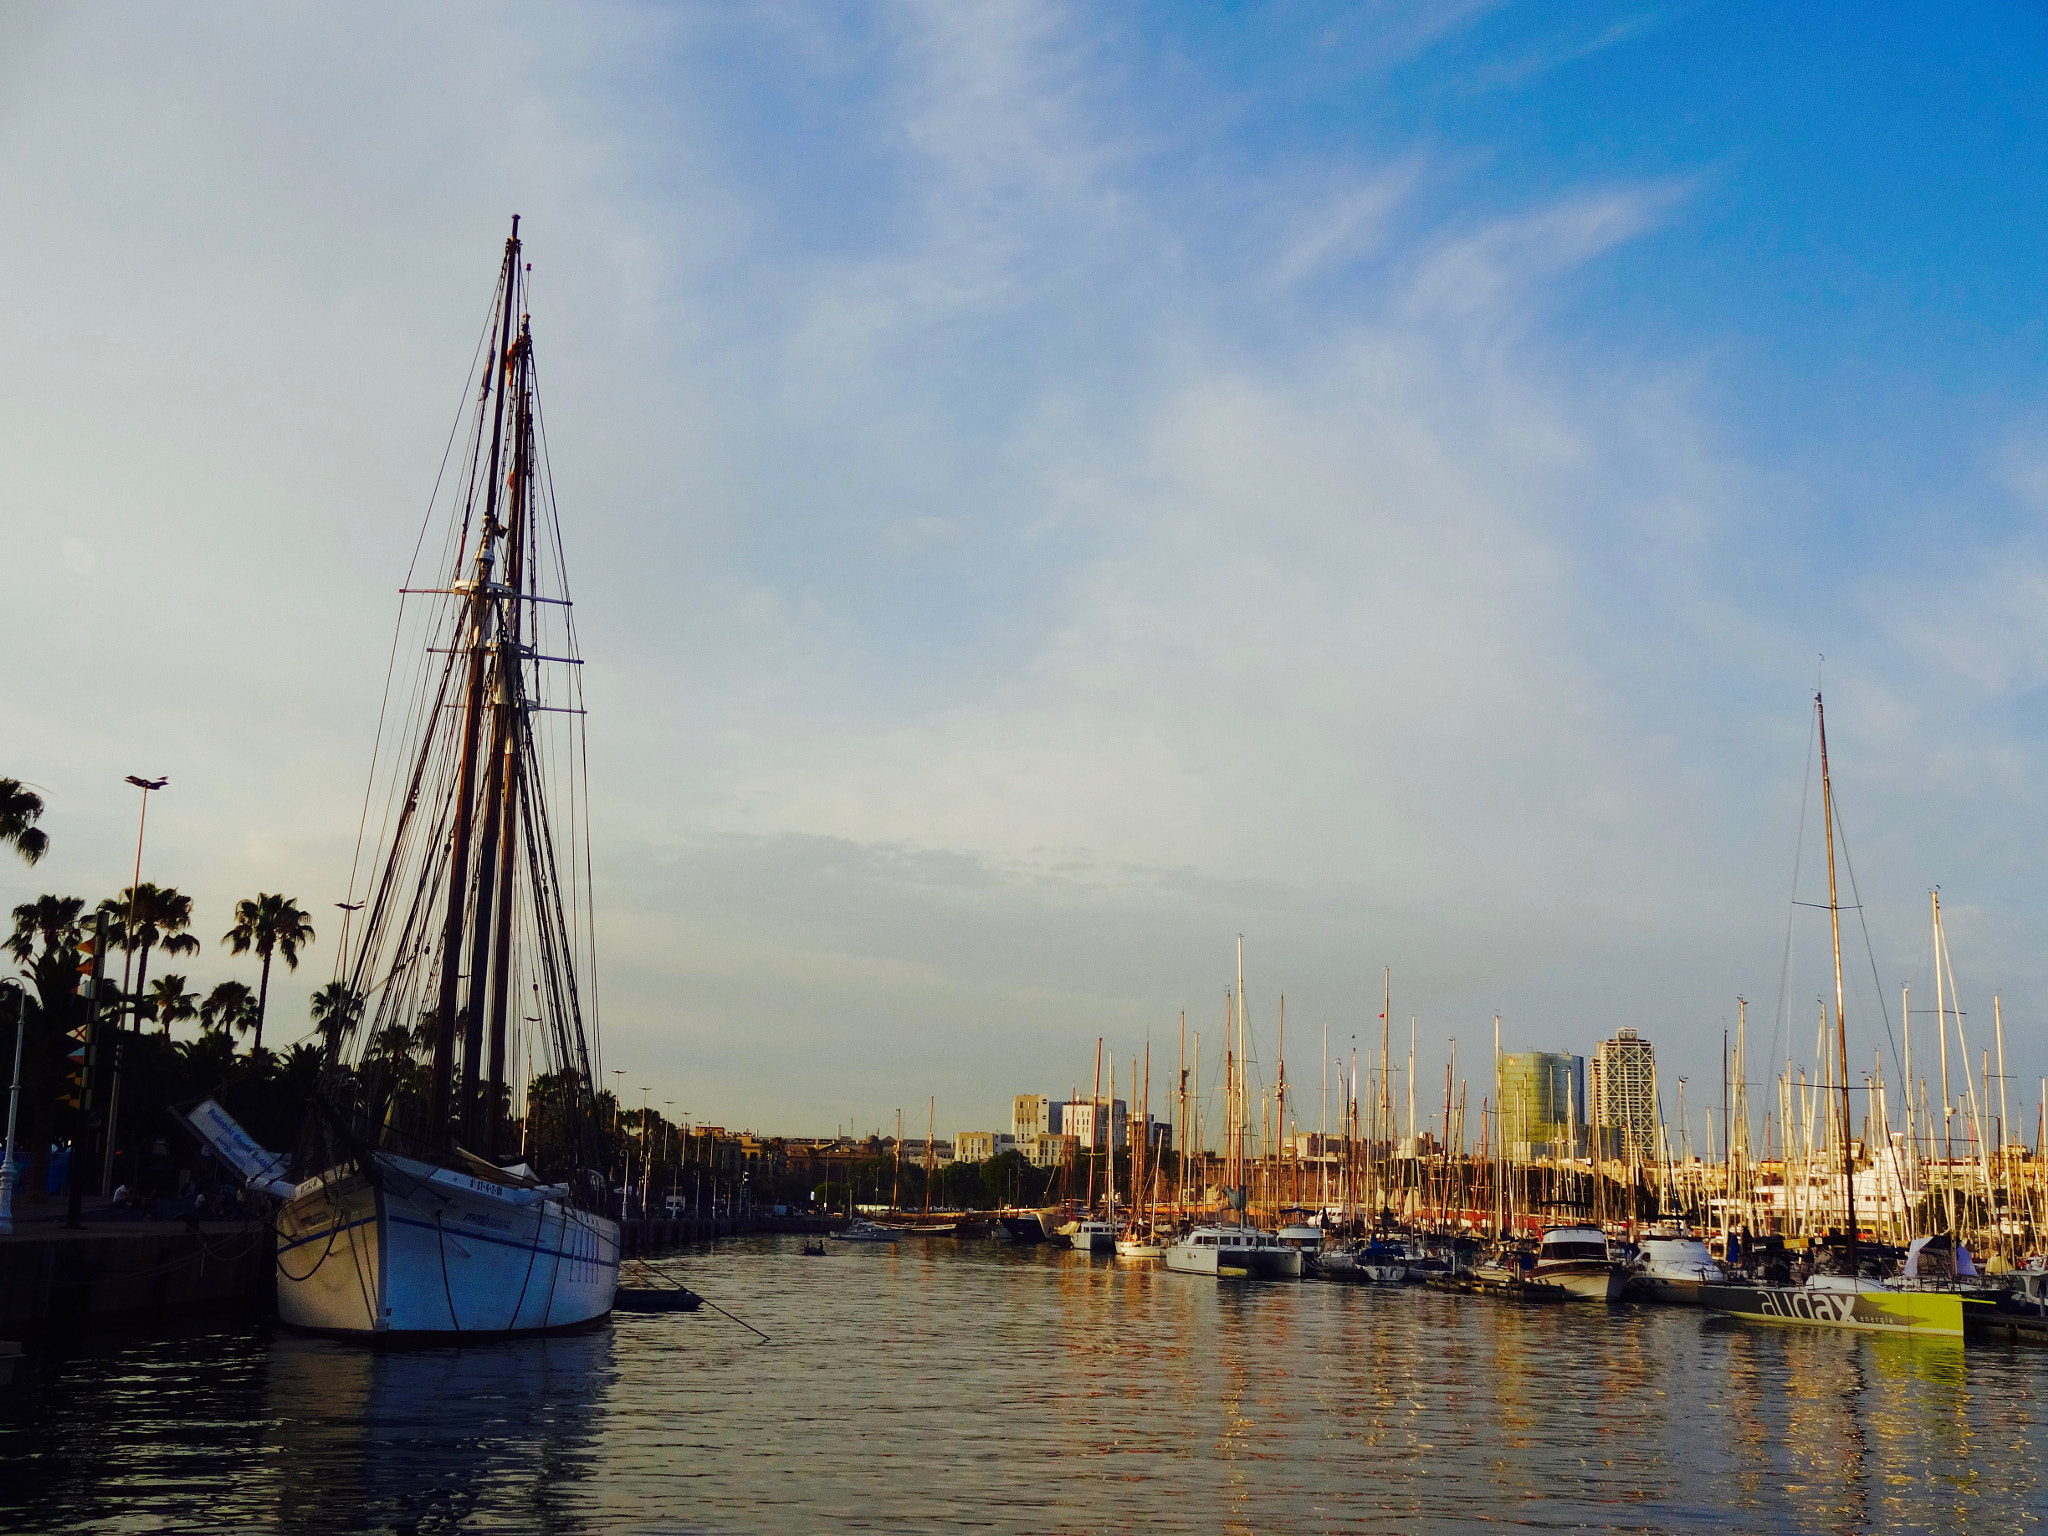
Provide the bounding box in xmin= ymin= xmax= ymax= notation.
xmin=7 ymin=3 xmax=2048 ymax=1150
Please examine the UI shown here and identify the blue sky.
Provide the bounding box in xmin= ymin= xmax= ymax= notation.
xmin=6 ymin=2 xmax=2048 ymax=1146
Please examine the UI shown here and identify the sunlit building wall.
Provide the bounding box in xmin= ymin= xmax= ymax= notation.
xmin=1590 ymin=1028 xmax=1658 ymax=1161
xmin=1498 ymin=1050 xmax=1585 ymax=1159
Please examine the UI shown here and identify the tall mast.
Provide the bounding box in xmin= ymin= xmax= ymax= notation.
xmin=430 ymin=216 xmax=521 ymax=1147
xmin=1815 ymin=691 xmax=1857 ymax=1267
xmin=1235 ymin=937 xmax=1246 ymax=1216
xmin=1088 ymin=1037 xmax=1103 ymax=1214
xmin=479 ymin=310 xmax=534 ymax=1157
xmin=1379 ymin=970 xmax=1391 ymax=1213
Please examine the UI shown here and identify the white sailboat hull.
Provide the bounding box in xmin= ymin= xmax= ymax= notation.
xmin=275 ymin=1154 xmax=619 ymax=1341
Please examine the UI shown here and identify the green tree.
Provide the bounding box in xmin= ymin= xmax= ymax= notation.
xmin=222 ymin=893 xmax=315 ymax=1054
xmin=0 ymin=779 xmax=47 ymax=866
xmin=201 ymin=979 xmax=257 ymax=1038
xmin=98 ymin=884 xmax=202 ymax=1031
xmin=142 ymin=973 xmax=200 ymax=1036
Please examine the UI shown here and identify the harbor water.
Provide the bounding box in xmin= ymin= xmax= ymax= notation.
xmin=4 ymin=1233 xmax=2042 ymax=1533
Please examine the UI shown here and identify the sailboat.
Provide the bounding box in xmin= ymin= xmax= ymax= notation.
xmin=185 ymin=220 xmax=621 ymax=1339
xmin=1163 ymin=940 xmax=1302 ymax=1279
xmin=1700 ymin=692 xmax=1962 ymax=1340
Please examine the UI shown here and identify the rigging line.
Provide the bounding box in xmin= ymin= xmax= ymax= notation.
xmin=345 ymin=278 xmax=507 ymax=938
xmin=533 ymin=368 xmax=603 ymax=1076
xmin=1769 ymin=704 xmax=1817 ymax=1090
xmin=1827 ymin=775 xmax=1906 ymax=1087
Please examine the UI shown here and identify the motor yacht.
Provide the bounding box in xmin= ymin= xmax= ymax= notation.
xmin=1531 ymin=1225 xmax=1627 ymax=1301
xmin=1629 ymin=1231 xmax=1727 ymax=1304
xmin=830 ymin=1217 xmax=901 ymax=1243
xmin=1070 ymin=1218 xmax=1120 ymax=1254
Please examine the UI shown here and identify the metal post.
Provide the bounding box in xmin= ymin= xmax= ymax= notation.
xmin=0 ymin=983 xmax=26 ymax=1234
xmin=67 ymin=912 xmax=109 ymax=1229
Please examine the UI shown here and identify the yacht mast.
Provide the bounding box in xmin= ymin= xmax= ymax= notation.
xmin=429 ymin=218 xmax=522 ymax=1146
xmin=1815 ymin=691 xmax=1857 ymax=1268
xmin=1234 ymin=936 xmax=1246 ymax=1220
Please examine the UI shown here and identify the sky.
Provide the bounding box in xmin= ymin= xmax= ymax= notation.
xmin=6 ymin=2 xmax=2048 ymax=1151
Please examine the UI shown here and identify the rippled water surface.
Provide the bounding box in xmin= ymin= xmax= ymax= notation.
xmin=5 ymin=1234 xmax=2044 ymax=1532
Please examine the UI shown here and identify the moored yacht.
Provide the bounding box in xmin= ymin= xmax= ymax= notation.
xmin=831 ymin=1217 xmax=901 ymax=1243
xmin=1629 ymin=1231 xmax=1727 ymax=1304
xmin=1531 ymin=1226 xmax=1627 ymax=1301
xmin=1701 ymin=1272 xmax=1964 ymax=1336
xmin=1163 ymin=1225 xmax=1303 ymax=1279
xmin=1071 ymin=1218 xmax=1120 ymax=1254
xmin=1275 ymin=1225 xmax=1325 ymax=1275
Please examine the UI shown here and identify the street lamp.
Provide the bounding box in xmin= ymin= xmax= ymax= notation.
xmin=0 ymin=979 xmax=27 ymax=1235
xmin=102 ymin=775 xmax=166 ymax=1198
xmin=609 ymin=1068 xmax=626 ymax=1217
xmin=118 ymin=776 xmax=167 ymax=1033
xmin=334 ymin=901 xmax=363 ymax=973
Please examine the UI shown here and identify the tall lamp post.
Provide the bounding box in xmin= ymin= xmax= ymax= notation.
xmin=333 ymin=901 xmax=363 ymax=977
xmin=0 ymin=980 xmax=27 ymax=1235
xmin=638 ymin=1087 xmax=651 ymax=1219
xmin=103 ymin=774 xmax=167 ymax=1197
xmin=664 ymin=1102 xmax=678 ymax=1213
xmin=609 ymin=1068 xmax=626 ymax=1217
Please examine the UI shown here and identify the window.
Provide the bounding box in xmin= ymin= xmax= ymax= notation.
xmin=1544 ymin=1242 xmax=1608 ymax=1262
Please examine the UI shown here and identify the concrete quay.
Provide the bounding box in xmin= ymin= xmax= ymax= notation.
xmin=0 ymin=1206 xmax=788 ymax=1337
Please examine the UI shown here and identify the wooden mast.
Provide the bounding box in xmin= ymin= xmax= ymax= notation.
xmin=479 ymin=310 xmax=534 ymax=1158
xmin=430 ymin=216 xmax=521 ymax=1147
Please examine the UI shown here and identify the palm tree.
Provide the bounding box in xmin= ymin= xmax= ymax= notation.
xmin=309 ymin=981 xmax=364 ymax=1050
xmin=222 ymin=893 xmax=315 ymax=1054
xmin=201 ymin=979 xmax=257 ymax=1038
xmin=98 ymin=884 xmax=202 ymax=1032
xmin=143 ymin=973 xmax=201 ymax=1036
xmin=6 ymin=894 xmax=84 ymax=965
xmin=0 ymin=779 xmax=47 ymax=866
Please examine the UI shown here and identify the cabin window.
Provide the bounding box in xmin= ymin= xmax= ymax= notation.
xmin=1544 ymin=1242 xmax=1608 ymax=1261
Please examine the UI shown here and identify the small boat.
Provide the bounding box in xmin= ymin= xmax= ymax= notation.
xmin=1530 ymin=1225 xmax=1627 ymax=1301
xmin=831 ymin=1218 xmax=900 ymax=1243
xmin=1629 ymin=1230 xmax=1727 ymax=1304
xmin=1163 ymin=1225 xmax=1303 ymax=1279
xmin=997 ymin=1207 xmax=1063 ymax=1244
xmin=1274 ymin=1226 xmax=1325 ymax=1275
xmin=1429 ymin=1270 xmax=1566 ymax=1302
xmin=1071 ymin=1218 xmax=1120 ymax=1254
xmin=799 ymin=1241 xmax=827 ymax=1257
xmin=1115 ymin=1232 xmax=1164 ymax=1260
xmin=1318 ymin=1238 xmax=1406 ymax=1284
xmin=614 ymin=1286 xmax=704 ymax=1313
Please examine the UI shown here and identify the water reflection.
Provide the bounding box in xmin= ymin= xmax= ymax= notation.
xmin=266 ymin=1330 xmax=612 ymax=1533
xmin=1 ymin=1238 xmax=2042 ymax=1534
